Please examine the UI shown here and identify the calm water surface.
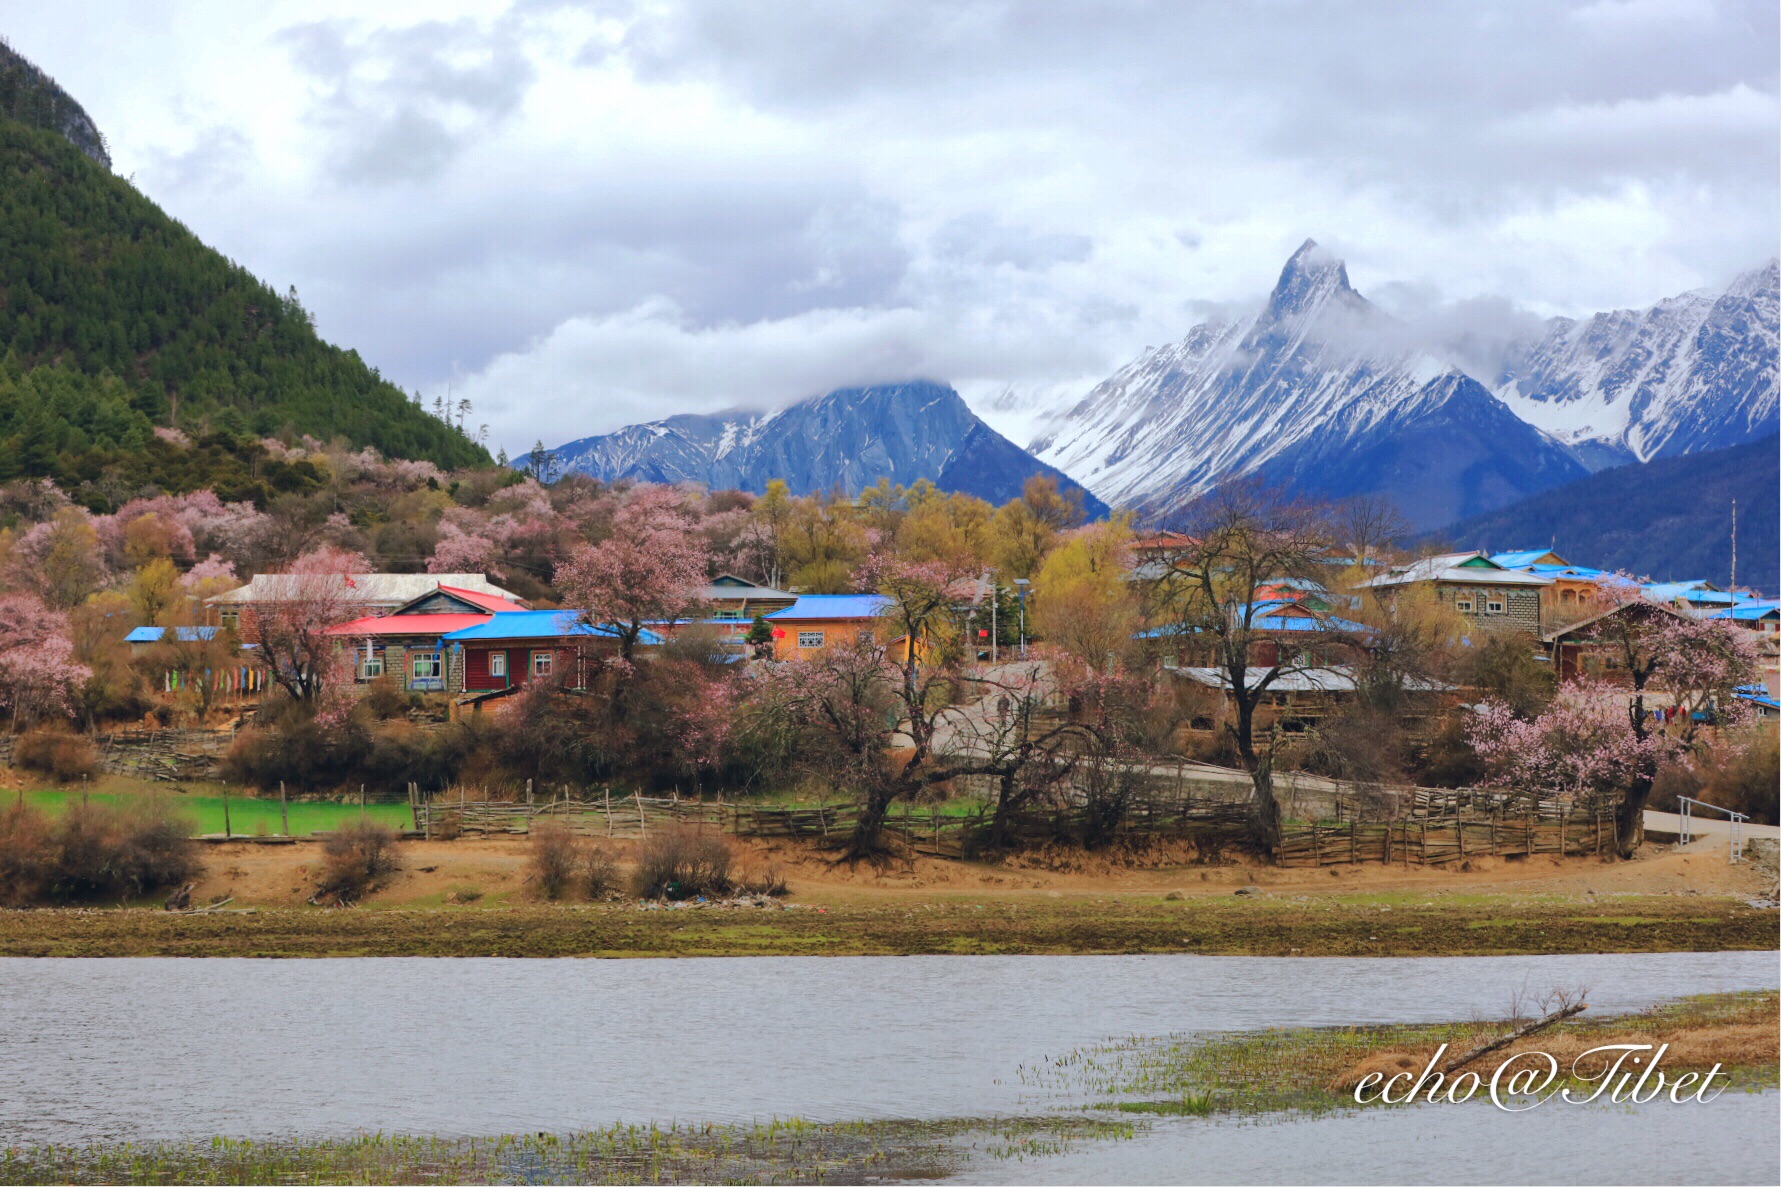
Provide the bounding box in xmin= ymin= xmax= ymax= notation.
xmin=0 ymin=951 xmax=1774 ymax=1183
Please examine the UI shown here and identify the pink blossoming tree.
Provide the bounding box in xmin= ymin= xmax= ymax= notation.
xmin=0 ymin=593 xmax=91 ymax=725
xmin=555 ymin=485 xmax=710 ymax=662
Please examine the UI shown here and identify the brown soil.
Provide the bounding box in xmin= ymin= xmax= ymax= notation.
xmin=169 ymin=829 xmax=1775 ymax=909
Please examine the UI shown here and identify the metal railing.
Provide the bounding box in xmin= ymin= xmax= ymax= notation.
xmin=1675 ymin=795 xmax=1750 ymax=864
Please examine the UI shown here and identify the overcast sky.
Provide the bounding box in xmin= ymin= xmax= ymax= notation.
xmin=4 ymin=0 xmax=1776 ymax=455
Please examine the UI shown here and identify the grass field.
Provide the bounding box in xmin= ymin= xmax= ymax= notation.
xmin=15 ymin=789 xmax=413 ymax=836
xmin=0 ymin=893 xmax=1772 ymax=959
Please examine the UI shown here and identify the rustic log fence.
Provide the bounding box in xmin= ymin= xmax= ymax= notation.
xmin=1277 ymin=804 xmax=1617 ymax=867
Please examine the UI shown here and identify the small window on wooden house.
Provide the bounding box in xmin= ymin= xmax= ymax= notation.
xmin=531 ymin=651 xmax=553 ymax=677
xmin=489 ymin=652 xmax=507 ymax=678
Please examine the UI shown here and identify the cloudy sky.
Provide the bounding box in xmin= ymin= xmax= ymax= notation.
xmin=4 ymin=0 xmax=1776 ymax=455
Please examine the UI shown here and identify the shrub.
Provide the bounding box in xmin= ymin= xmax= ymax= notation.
xmin=584 ymin=844 xmax=619 ymax=899
xmin=13 ymin=729 xmax=99 ymax=783
xmin=0 ymin=804 xmax=52 ymax=906
xmin=631 ymin=826 xmax=733 ymax=900
xmin=313 ymin=822 xmax=402 ymax=904
xmin=737 ymin=861 xmax=789 ymax=897
xmin=0 ymin=800 xmax=199 ymax=904
xmin=526 ymin=824 xmax=581 ymax=900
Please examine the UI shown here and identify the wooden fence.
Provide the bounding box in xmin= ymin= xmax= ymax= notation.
xmin=1277 ymin=805 xmax=1618 ymax=867
xmin=412 ymin=786 xmax=1258 ymax=859
xmin=93 ymin=729 xmax=232 ymax=782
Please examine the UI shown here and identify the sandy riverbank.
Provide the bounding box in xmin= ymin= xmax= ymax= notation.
xmin=1 ymin=832 xmax=1774 ymax=957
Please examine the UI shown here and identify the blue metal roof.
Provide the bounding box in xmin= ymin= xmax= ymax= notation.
xmin=765 ymin=594 xmax=892 ymax=621
xmin=124 ymin=626 xmax=221 ymax=644
xmin=1713 ymin=600 xmax=1781 ymax=621
xmin=1733 ymin=684 xmax=1780 ymax=710
xmin=1527 ymin=563 xmax=1604 ymax=578
xmin=1491 ymin=550 xmax=1560 ymax=569
xmin=441 ymin=611 xmax=663 ymax=645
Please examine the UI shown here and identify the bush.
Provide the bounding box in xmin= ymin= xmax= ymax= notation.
xmin=0 ymin=804 xmax=52 ymax=906
xmin=313 ymin=821 xmax=402 ymax=904
xmin=526 ymin=824 xmax=581 ymax=900
xmin=631 ymin=826 xmax=733 ymax=900
xmin=584 ymin=845 xmax=619 ymax=899
xmin=13 ymin=729 xmax=100 ymax=783
xmin=0 ymin=800 xmax=200 ymax=904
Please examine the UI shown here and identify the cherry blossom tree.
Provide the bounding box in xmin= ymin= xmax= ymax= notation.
xmin=1469 ymin=680 xmax=1664 ymax=809
xmin=428 ymin=522 xmax=505 ymax=578
xmin=239 ymin=547 xmax=370 ymax=704
xmin=555 ymin=485 xmax=709 ymax=662
xmin=0 ymin=593 xmax=90 ymax=725
xmin=7 ymin=509 xmax=110 ymax=609
xmin=1552 ymin=581 xmax=1764 ymax=853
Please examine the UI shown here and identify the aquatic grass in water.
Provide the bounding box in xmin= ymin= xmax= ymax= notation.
xmin=0 ymin=1116 xmax=1134 ymax=1185
xmin=1020 ymin=991 xmax=1780 ymax=1118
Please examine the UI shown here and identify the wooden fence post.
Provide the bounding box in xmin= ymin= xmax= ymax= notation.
xmin=222 ymin=785 xmax=231 ymax=839
xmin=636 ymin=793 xmax=647 ymax=835
xmin=360 ymin=783 xmax=366 ymax=823
xmin=604 ymin=788 xmax=614 ymax=837
xmin=526 ymin=779 xmax=533 ymax=808
xmin=280 ymin=781 xmax=289 ymax=837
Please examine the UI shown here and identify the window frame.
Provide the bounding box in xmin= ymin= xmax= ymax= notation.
xmin=411 ymin=653 xmax=443 ymax=681
xmin=488 ymin=651 xmax=507 ymax=679
xmin=797 ymin=630 xmax=825 ymax=649
xmin=531 ymin=650 xmax=554 ymax=678
xmin=1486 ymin=596 xmax=1505 ymax=615
xmin=1454 ymin=596 xmax=1474 ymax=613
xmin=360 ymin=655 xmax=384 ymax=680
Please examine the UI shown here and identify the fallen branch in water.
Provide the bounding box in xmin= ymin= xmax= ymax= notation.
xmin=1443 ymin=1000 xmax=1588 ymax=1074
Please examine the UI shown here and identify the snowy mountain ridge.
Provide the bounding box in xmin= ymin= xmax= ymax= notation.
xmin=1026 ymin=241 xmax=1776 ymax=526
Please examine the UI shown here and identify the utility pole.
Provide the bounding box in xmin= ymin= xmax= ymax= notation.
xmin=1730 ymin=498 xmax=1737 ymax=591
xmin=990 ymin=576 xmax=997 ymax=665
xmin=1015 ymin=578 xmax=1029 ymax=658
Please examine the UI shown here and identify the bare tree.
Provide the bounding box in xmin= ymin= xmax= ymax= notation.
xmin=1145 ymin=485 xmax=1338 ymax=853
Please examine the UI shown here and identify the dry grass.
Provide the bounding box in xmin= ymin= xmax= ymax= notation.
xmin=1326 ymin=993 xmax=1777 ymax=1092
xmin=313 ymin=822 xmax=403 ymax=905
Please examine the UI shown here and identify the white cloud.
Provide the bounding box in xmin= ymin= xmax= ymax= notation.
xmin=0 ymin=0 xmax=1772 ymax=457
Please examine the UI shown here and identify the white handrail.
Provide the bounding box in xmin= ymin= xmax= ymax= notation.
xmin=1674 ymin=795 xmax=1750 ymax=864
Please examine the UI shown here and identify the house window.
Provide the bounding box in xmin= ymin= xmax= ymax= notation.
xmin=715 ymin=608 xmax=744 ymax=621
xmin=488 ymin=651 xmax=507 ymax=678
xmin=1486 ymin=597 xmax=1505 ymax=614
xmin=798 ymin=630 xmax=825 ymax=649
xmin=220 ymin=608 xmax=239 ymax=628
xmin=531 ymin=651 xmax=554 ymax=677
xmin=360 ymin=655 xmax=384 ymax=679
xmin=1454 ymin=596 xmax=1474 ymax=613
xmin=411 ymin=653 xmax=442 ymax=681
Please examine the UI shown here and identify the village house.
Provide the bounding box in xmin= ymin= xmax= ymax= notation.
xmin=1140 ymin=595 xmax=1363 ymax=671
xmin=763 ymin=594 xmax=895 ymax=661
xmin=1168 ymin=665 xmax=1454 ymax=735
xmin=1538 ymin=597 xmax=1694 ymax=683
xmin=1639 ymin=580 xmax=1754 ymax=618
xmin=1490 ymin=550 xmax=1607 ymax=616
xmin=1713 ymin=600 xmax=1781 ymax=696
xmin=1359 ymin=551 xmax=1551 ymax=635
xmin=205 ymin=572 xmax=526 ymax=628
xmin=326 ymin=586 xmax=528 ymax=692
xmin=443 ymin=611 xmax=664 ymax=701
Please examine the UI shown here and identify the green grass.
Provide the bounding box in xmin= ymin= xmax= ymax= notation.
xmin=14 ymin=790 xmax=412 ymax=836
xmin=0 ymin=1116 xmax=1134 ymax=1185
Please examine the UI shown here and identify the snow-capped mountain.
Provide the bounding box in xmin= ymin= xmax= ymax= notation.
xmin=552 ymin=380 xmax=1107 ymax=514
xmin=1491 ymin=261 xmax=1778 ymax=467
xmin=1031 ymin=240 xmax=1587 ymax=528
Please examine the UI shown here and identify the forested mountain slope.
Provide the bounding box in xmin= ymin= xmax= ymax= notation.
xmin=0 ymin=115 xmax=487 ymax=501
xmin=1435 ymin=436 xmax=1778 ymax=594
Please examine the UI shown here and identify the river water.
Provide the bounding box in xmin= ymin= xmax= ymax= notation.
xmin=0 ymin=951 xmax=1775 ymax=1183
